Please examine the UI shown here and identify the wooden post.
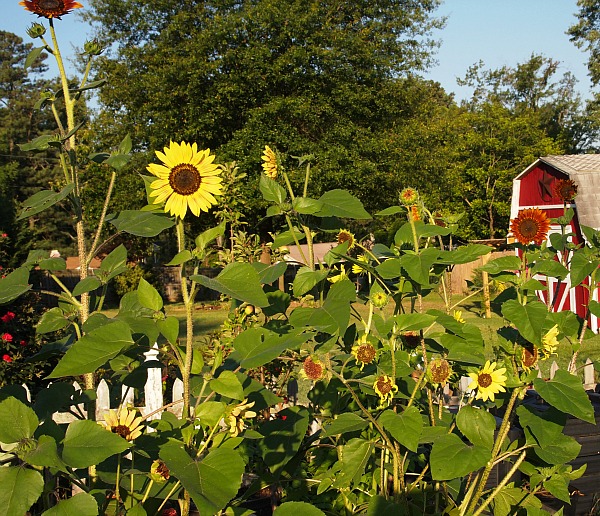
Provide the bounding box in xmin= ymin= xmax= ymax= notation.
xmin=143 ymin=343 xmax=163 ymax=421
xmin=481 ymin=253 xmax=492 ymax=319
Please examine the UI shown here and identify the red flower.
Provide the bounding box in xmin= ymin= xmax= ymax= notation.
xmin=20 ymin=340 xmax=27 ymax=347
xmin=1 ymin=312 xmax=15 ymax=323
xmin=1 ymin=333 xmax=13 ymax=343
xmin=161 ymin=509 xmax=178 ymax=516
xmin=2 ymin=354 xmax=12 ymax=363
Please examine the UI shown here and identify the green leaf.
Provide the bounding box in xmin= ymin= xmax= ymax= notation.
xmin=258 ymin=406 xmax=310 ymax=475
xmin=17 ymin=184 xmax=75 ymax=221
xmin=42 ymin=492 xmax=98 ymax=515
xmin=589 ymin=300 xmax=600 ymax=319
xmin=48 ymin=321 xmax=134 ymax=378
xmin=255 ymin=261 xmax=288 ymax=285
xmin=517 ymin=405 xmax=566 ymax=447
xmin=529 ymin=259 xmax=569 ymax=280
xmin=324 ymin=413 xmax=368 ymax=436
xmin=195 ymin=223 xmax=225 ymax=254
xmin=110 ymin=210 xmax=175 ymax=237
xmin=430 ymin=434 xmax=491 ymax=480
xmin=376 ymin=259 xmax=402 ymax=281
xmin=191 ymin=262 xmax=269 ymax=307
xmin=0 ymin=467 xmax=44 ymax=516
xmin=367 ymin=496 xmax=405 ymax=515
xmin=570 ymin=249 xmax=599 ymax=287
xmin=160 ymin=445 xmax=245 ymax=516
xmin=478 ymin=255 xmax=522 ymax=274
xmin=379 ymin=407 xmax=422 ymax=452
xmin=292 ymin=197 xmax=323 ymax=214
xmin=0 ymin=267 xmax=31 ymax=304
xmin=25 ymin=46 xmax=46 ymax=69
xmin=158 ymin=316 xmax=179 ymax=345
xmin=292 ymin=267 xmax=329 ymax=297
xmin=393 ymin=313 xmax=437 ymax=331
xmin=394 ymin=221 xmax=450 ymax=244
xmin=72 ymin=277 xmax=102 ymax=297
xmin=534 ymin=433 xmax=581 ymax=464
xmin=491 ymin=487 xmax=542 ymax=516
xmin=315 ymin=190 xmax=371 ymax=220
xmin=137 ymin=278 xmax=163 ymax=311
xmin=62 ymin=420 xmax=131 ymax=468
xmin=195 ymin=401 xmax=227 ymax=427
xmin=456 ymin=405 xmax=495 ymax=449
xmin=501 ymin=299 xmax=547 ymax=344
xmin=438 ymin=244 xmax=491 ymax=265
xmin=272 ymin=229 xmax=305 ymax=249
xmin=38 ymin=257 xmax=66 ymax=271
xmin=533 ymin=370 xmax=595 ymax=423
xmin=18 ymin=134 xmax=61 ymax=152
xmin=375 ymin=206 xmax=404 ymax=216
xmin=99 ymin=244 xmax=128 ymax=281
xmin=210 ymin=371 xmax=244 ymax=400
xmin=37 ymin=307 xmax=71 ymax=334
xmin=259 ymin=174 xmax=287 ymax=204
xmin=332 ymin=438 xmax=374 ymax=488
xmin=24 ymin=435 xmax=67 ymax=473
xmin=274 ymin=502 xmax=326 ymax=516
xmin=543 ymin=475 xmax=572 ymax=504
xmin=0 ymin=396 xmax=39 ymax=443
xmin=165 ymin=250 xmax=193 ymax=266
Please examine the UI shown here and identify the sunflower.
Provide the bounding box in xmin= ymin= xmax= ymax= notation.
xmin=352 ymin=339 xmax=377 ymax=370
xmin=147 ymin=141 xmax=222 ymax=219
xmin=521 ymin=345 xmax=539 ymax=372
xmin=468 ymin=361 xmax=507 ymax=402
xmin=510 ymin=208 xmax=550 ymax=246
xmin=370 ymin=291 xmax=389 ymax=308
xmin=227 ymin=398 xmax=257 ymax=437
xmin=399 ymin=187 xmax=419 ymax=206
xmin=352 ymin=254 xmax=369 ymax=274
xmin=327 ymin=266 xmax=348 ymax=284
xmin=261 ymin=145 xmax=278 ymax=178
xmin=453 ymin=310 xmax=465 ymax=324
xmin=553 ymin=179 xmax=578 ymax=202
xmin=102 ymin=406 xmax=144 ymax=441
xmin=337 ymin=229 xmax=355 ymax=250
xmin=300 ymin=356 xmax=325 ymax=381
xmin=428 ymin=358 xmax=452 ymax=386
xmin=150 ymin=460 xmax=170 ymax=483
xmin=374 ymin=374 xmax=398 ymax=403
xmin=402 ymin=331 xmax=420 ymax=350
xmin=409 ymin=205 xmax=420 ymax=222
xmin=20 ymin=0 xmax=82 ymax=18
xmin=541 ymin=324 xmax=559 ymax=358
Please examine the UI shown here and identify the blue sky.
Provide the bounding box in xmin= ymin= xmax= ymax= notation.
xmin=2 ymin=0 xmax=594 ymax=102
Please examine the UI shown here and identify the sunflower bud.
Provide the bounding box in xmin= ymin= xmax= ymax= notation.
xmin=84 ymin=39 xmax=104 ymax=56
xmin=26 ymin=23 xmax=46 ymax=39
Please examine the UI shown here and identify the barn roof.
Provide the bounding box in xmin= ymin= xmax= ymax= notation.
xmin=521 ymin=155 xmax=600 ymax=230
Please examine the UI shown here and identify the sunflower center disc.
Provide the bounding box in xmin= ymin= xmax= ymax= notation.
xmin=112 ymin=425 xmax=131 ymax=439
xmin=478 ymin=373 xmax=492 ymax=388
xmin=39 ymin=0 xmax=62 ymax=10
xmin=170 ymin=164 xmax=202 ymax=196
xmin=519 ymin=219 xmax=538 ymax=238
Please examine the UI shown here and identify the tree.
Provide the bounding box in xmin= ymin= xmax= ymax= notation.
xmin=569 ymin=0 xmax=600 ymax=87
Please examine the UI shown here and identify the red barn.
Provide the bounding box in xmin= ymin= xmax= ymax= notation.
xmin=510 ymin=155 xmax=600 ymax=333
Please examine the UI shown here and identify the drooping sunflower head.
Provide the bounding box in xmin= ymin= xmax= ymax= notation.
xmin=510 ymin=208 xmax=550 ymax=246
xmin=467 ymin=361 xmax=507 ymax=402
xmin=428 ymin=358 xmax=453 ymax=387
xmin=300 ymin=356 xmax=325 ymax=381
xmin=401 ymin=331 xmax=420 ymax=350
xmin=374 ymin=374 xmax=398 ymax=403
xmin=453 ymin=310 xmax=465 ymax=324
xmin=399 ymin=187 xmax=419 ymax=206
xmin=541 ymin=324 xmax=559 ymax=358
xmin=553 ymin=179 xmax=578 ymax=202
xmin=227 ymin=398 xmax=257 ymax=437
xmin=351 ymin=254 xmax=369 ymax=275
xmin=337 ymin=229 xmax=355 ymax=250
xmin=351 ymin=338 xmax=377 ymax=370
xmin=150 ymin=460 xmax=170 ymax=483
xmin=101 ymin=406 xmax=144 ymax=441
xmin=147 ymin=141 xmax=222 ymax=219
xmin=261 ymin=145 xmax=278 ymax=178
xmin=20 ymin=0 xmax=83 ymax=18
xmin=521 ymin=344 xmax=539 ymax=372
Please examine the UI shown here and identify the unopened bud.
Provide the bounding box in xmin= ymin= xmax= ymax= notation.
xmin=27 ymin=23 xmax=46 ymax=39
xmin=84 ymin=39 xmax=104 ymax=56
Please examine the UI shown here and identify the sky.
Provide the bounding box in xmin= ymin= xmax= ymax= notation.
xmin=1 ymin=0 xmax=594 ymax=102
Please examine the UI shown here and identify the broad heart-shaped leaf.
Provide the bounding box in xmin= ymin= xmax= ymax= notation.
xmin=158 ymin=316 xmax=179 ymax=345
xmin=437 ymin=244 xmax=491 ymax=265
xmin=375 ymin=205 xmax=404 ymax=216
xmin=229 ymin=327 xmax=315 ymax=369
xmin=253 ymin=261 xmax=288 ymax=285
xmin=323 ymin=412 xmax=368 ymax=436
xmin=0 ymin=396 xmax=39 ymax=443
xmin=393 ymin=313 xmax=437 ymax=331
xmin=0 ymin=467 xmax=43 ymax=516
xmin=332 ymin=438 xmax=374 ymax=488
xmin=17 ymin=183 xmax=74 ymax=220
xmin=42 ymin=492 xmax=98 ymax=515
xmin=456 ymin=405 xmax=495 ymax=449
xmin=195 ymin=222 xmax=225 ymax=254
xmin=165 ymin=249 xmax=192 ymax=266
xmin=430 ymin=434 xmax=491 ymax=480
xmin=259 ymin=174 xmax=287 ymax=203
xmin=38 ymin=257 xmax=66 ymax=271
xmin=367 ymin=496 xmax=405 ymax=516
xmin=99 ymin=244 xmax=128 ymax=281
xmin=533 ymin=370 xmax=596 ymax=423
xmin=517 ymin=405 xmax=566 ymax=447
xmin=109 ymin=210 xmax=175 ymax=237
xmin=47 ymin=320 xmax=134 ymax=378
xmin=137 ymin=277 xmax=163 ymax=311
xmin=292 ymin=196 xmax=323 ymax=215
xmin=62 ymin=419 xmax=131 ymax=468
xmin=209 ymin=370 xmax=244 ymax=400
xmin=24 ymin=435 xmax=68 ymax=473
xmin=36 ymin=306 xmax=71 ymax=334
xmin=400 ymin=248 xmax=440 ymax=287
xmin=501 ymin=299 xmax=547 ymax=345
xmin=379 ymin=406 xmax=422 ymax=452
xmin=394 ymin=221 xmax=451 ymax=245
xmin=72 ymin=276 xmax=102 ymax=297
xmin=478 ymin=255 xmax=522 ymax=274
xmin=292 ymin=267 xmax=329 ymax=297
xmin=544 ymin=475 xmax=572 ymax=504
xmin=491 ymin=487 xmax=543 ymax=516
xmin=315 ymin=189 xmax=371 ymax=220
xmin=375 ymin=257 xmax=402 ymax=279
xmin=25 ymin=46 xmax=45 ymax=69
xmin=274 ymin=502 xmax=326 ymax=515
xmin=0 ymin=267 xmax=32 ymax=304
xmin=589 ymin=299 xmax=600 ymax=319
xmin=570 ymin=248 xmax=599 ymax=287
xmin=258 ymin=406 xmax=310 ymax=475
xmin=191 ymin=262 xmax=269 ymax=307
xmin=529 ymin=259 xmax=569 ymax=280
xmin=534 ymin=432 xmax=581 ymax=465
xmin=160 ymin=445 xmax=245 ymax=516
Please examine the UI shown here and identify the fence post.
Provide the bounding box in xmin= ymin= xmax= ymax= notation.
xmin=96 ymin=379 xmax=110 ymax=420
xmin=143 ymin=343 xmax=163 ymax=421
xmin=583 ymin=358 xmax=596 ymax=390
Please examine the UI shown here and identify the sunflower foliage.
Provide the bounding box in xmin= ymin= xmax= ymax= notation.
xmin=0 ymin=4 xmax=598 ymax=516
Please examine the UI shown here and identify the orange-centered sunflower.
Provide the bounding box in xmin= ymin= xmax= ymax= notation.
xmin=510 ymin=208 xmax=550 ymax=246
xmin=147 ymin=141 xmax=222 ymax=219
xmin=20 ymin=0 xmax=82 ymax=18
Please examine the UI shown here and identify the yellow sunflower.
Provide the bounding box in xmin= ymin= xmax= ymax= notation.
xmin=20 ymin=0 xmax=82 ymax=18
xmin=337 ymin=229 xmax=355 ymax=250
xmin=541 ymin=324 xmax=559 ymax=358
xmin=352 ymin=338 xmax=377 ymax=370
xmin=374 ymin=374 xmax=398 ymax=403
xmin=147 ymin=141 xmax=222 ymax=219
xmin=227 ymin=398 xmax=257 ymax=437
xmin=453 ymin=310 xmax=465 ymax=323
xmin=509 ymin=208 xmax=550 ymax=246
xmin=101 ymin=406 xmax=144 ymax=441
xmin=468 ymin=361 xmax=507 ymax=402
xmin=261 ymin=145 xmax=278 ymax=178
xmin=521 ymin=345 xmax=539 ymax=373
xmin=352 ymin=254 xmax=369 ymax=274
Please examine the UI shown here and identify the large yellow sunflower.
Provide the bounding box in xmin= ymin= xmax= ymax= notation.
xmin=20 ymin=0 xmax=82 ymax=18
xmin=468 ymin=361 xmax=507 ymax=402
xmin=101 ymin=406 xmax=144 ymax=441
xmin=147 ymin=141 xmax=222 ymax=219
xmin=509 ymin=208 xmax=550 ymax=246
xmin=261 ymin=145 xmax=278 ymax=178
